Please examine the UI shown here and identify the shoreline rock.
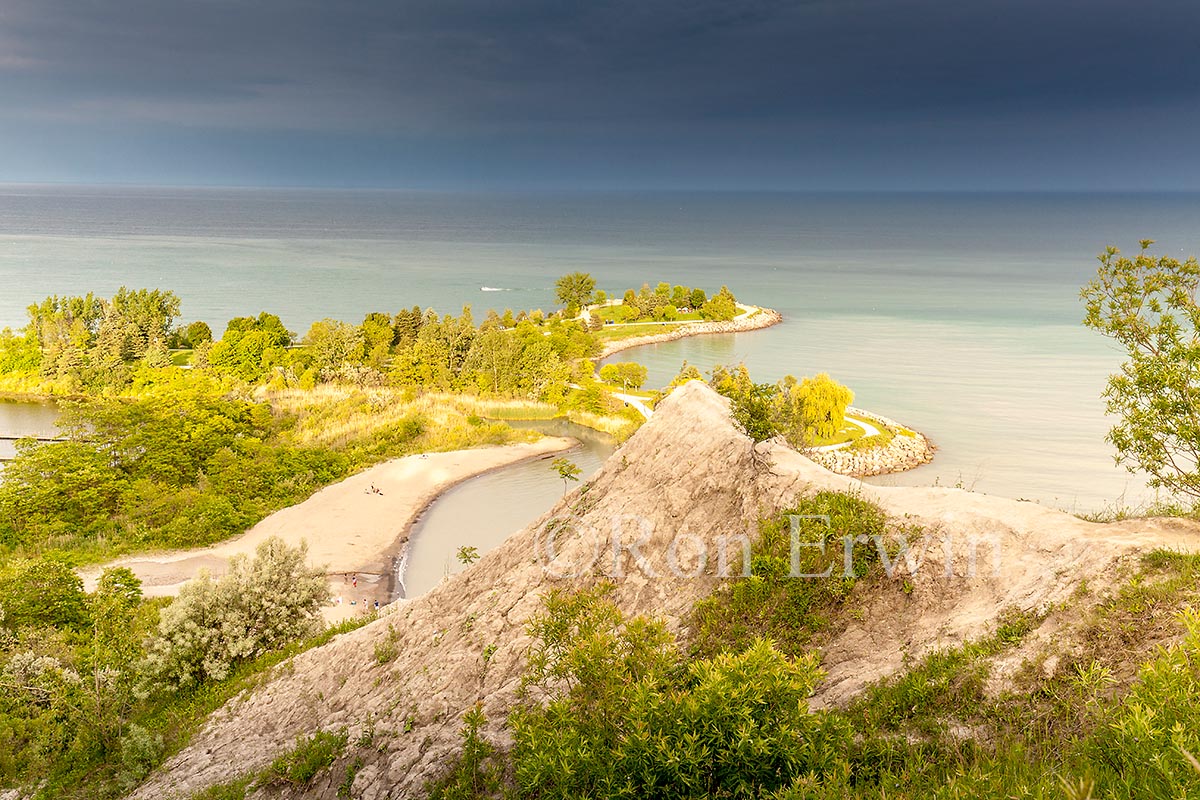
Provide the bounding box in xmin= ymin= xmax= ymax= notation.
xmin=808 ymin=406 xmax=936 ymax=477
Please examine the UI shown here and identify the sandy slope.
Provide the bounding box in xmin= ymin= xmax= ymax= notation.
xmin=81 ymin=438 xmax=576 ymax=620
xmin=130 ymin=383 xmax=1200 ymax=800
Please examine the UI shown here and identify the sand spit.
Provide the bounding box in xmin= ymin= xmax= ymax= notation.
xmin=81 ymin=438 xmax=576 ymax=621
xmin=597 ymin=306 xmax=783 ymax=359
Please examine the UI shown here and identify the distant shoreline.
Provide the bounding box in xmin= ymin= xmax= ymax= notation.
xmin=597 ymin=305 xmax=784 ymax=359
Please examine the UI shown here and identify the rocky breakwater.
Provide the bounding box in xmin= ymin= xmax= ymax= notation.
xmin=598 ymin=306 xmax=783 ymax=358
xmin=809 ymin=407 xmax=935 ymax=477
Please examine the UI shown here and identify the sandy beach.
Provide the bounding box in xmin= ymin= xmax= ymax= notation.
xmin=80 ymin=437 xmax=576 ymax=621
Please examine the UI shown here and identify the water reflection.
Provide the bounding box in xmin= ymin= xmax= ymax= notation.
xmin=399 ymin=418 xmax=616 ymax=597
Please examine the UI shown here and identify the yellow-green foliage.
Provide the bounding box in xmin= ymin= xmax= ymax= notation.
xmin=710 ymin=364 xmax=854 ymax=447
xmin=776 ymin=372 xmax=854 ymax=444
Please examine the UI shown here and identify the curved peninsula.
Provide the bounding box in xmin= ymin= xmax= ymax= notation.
xmin=598 ymin=303 xmax=783 ymax=359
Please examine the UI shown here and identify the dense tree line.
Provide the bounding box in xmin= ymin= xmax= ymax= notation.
xmin=0 ymin=288 xmax=607 ymax=404
xmin=611 ymin=282 xmax=739 ymax=323
xmin=0 ymin=385 xmax=353 ymax=557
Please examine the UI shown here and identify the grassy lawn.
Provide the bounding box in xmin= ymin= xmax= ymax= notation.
xmin=169 ymin=348 xmax=194 ymax=366
xmin=593 ymin=323 xmax=684 ymax=342
xmin=594 ymin=304 xmax=702 ymax=323
xmin=808 ymin=414 xmax=891 ymax=448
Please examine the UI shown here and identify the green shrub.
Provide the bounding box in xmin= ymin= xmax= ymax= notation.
xmin=689 ymin=491 xmax=889 ymax=659
xmin=140 ymin=537 xmax=329 ymax=689
xmin=258 ymin=729 xmax=347 ymax=787
xmin=507 ymin=585 xmax=849 ymax=799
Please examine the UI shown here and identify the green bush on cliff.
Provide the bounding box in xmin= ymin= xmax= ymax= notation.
xmin=507 ymin=585 xmax=849 ymax=799
xmin=139 ymin=538 xmax=329 ymax=690
xmin=689 ymin=491 xmax=889 ymax=660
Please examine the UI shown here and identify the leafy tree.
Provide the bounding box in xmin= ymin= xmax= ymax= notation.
xmin=775 ymin=372 xmax=854 ymax=447
xmin=551 ymin=457 xmax=582 ymax=493
xmin=0 ymin=327 xmax=42 ymax=374
xmin=689 ymin=287 xmax=707 ymax=309
xmin=303 ymin=319 xmax=366 ymax=379
xmin=700 ymin=286 xmax=738 ymax=322
xmin=711 ymin=364 xmax=779 ymax=442
xmin=184 ymin=320 xmax=213 ymax=347
xmin=224 ymin=312 xmax=292 ymax=348
xmin=207 ymin=313 xmax=292 ymax=381
xmin=1082 ymin=241 xmax=1200 ymax=497
xmin=140 ymin=537 xmax=329 ymax=689
xmin=0 ymin=557 xmax=89 ymax=631
xmin=670 ymin=285 xmax=690 ymax=308
xmin=599 ymin=361 xmax=648 ymax=391
xmin=555 ymin=272 xmax=596 ymax=313
xmin=462 ymin=327 xmax=522 ymax=394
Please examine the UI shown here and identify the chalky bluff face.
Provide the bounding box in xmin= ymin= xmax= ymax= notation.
xmin=535 ymin=513 xmax=1005 ymax=581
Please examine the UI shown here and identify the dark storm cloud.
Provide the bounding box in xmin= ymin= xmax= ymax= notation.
xmin=1 ymin=0 xmax=1198 ymax=186
xmin=3 ymin=0 xmax=1198 ymax=131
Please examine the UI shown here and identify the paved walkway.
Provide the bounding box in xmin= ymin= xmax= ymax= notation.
xmin=812 ymin=415 xmax=883 ymax=452
xmin=613 ymin=393 xmax=653 ymax=419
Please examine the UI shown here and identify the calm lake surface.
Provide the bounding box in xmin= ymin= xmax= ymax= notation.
xmin=0 ymin=398 xmax=59 ymax=461
xmin=3 ymin=186 xmax=1199 ymax=512
xmin=399 ymin=419 xmax=615 ymax=597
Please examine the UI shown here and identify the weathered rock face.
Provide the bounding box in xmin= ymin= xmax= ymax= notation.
xmin=130 ymin=381 xmax=1200 ymax=800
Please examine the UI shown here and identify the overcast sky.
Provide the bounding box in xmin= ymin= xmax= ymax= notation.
xmin=1 ymin=0 xmax=1198 ymax=189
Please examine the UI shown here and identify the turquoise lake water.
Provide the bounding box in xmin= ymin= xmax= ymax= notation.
xmin=3 ymin=186 xmax=1199 ymax=510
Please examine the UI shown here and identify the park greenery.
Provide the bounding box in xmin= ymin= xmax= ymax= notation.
xmin=551 ymin=275 xmax=740 ymax=324
xmin=597 ymin=282 xmax=739 ymax=324
xmin=1082 ymin=241 xmax=1200 ymax=499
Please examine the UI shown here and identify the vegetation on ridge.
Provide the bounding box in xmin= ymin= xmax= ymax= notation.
xmin=428 ymin=493 xmax=1200 ymax=800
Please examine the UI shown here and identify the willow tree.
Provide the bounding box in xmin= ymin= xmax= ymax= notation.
xmin=1082 ymin=240 xmax=1200 ymax=498
xmin=776 ymin=373 xmax=854 ymax=447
